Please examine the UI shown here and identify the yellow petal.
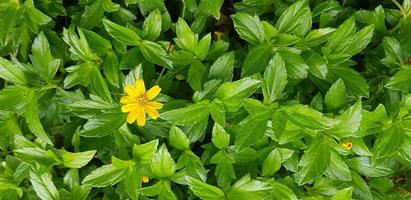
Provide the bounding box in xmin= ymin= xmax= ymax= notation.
xmin=146 ymin=85 xmax=161 ymax=100
xmin=146 ymin=101 xmax=164 ymax=109
xmin=136 ymin=108 xmax=146 ymax=126
xmin=135 ymin=80 xmax=146 ymax=96
xmin=146 ymin=107 xmax=160 ymax=119
xmin=125 ymin=85 xmax=138 ymax=97
xmin=122 ymin=104 xmax=138 ymax=113
xmin=127 ymin=109 xmax=139 ymax=124
xmin=120 ymin=96 xmax=135 ymax=104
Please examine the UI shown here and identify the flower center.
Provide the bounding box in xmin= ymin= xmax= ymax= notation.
xmin=136 ymin=95 xmax=147 ymax=105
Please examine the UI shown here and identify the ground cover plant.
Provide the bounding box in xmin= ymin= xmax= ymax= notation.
xmin=0 ymin=0 xmax=411 ymax=199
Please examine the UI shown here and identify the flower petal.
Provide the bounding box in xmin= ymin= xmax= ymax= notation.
xmin=146 ymin=85 xmax=161 ymax=100
xmin=135 ymin=80 xmax=146 ymax=96
xmin=127 ymin=109 xmax=139 ymax=124
xmin=146 ymin=107 xmax=160 ymax=119
xmin=146 ymin=101 xmax=164 ymax=109
xmin=122 ymin=104 xmax=138 ymax=112
xmin=136 ymin=108 xmax=146 ymax=126
xmin=120 ymin=96 xmax=135 ymax=104
xmin=125 ymin=85 xmax=138 ymax=97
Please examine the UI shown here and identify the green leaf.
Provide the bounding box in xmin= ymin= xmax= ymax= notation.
xmin=198 ymin=0 xmax=224 ymax=19
xmin=385 ymin=65 xmax=411 ymax=92
xmin=269 ymin=180 xmax=298 ymax=200
xmin=324 ymin=78 xmax=346 ymax=112
xmin=61 ymin=150 xmax=96 ymax=168
xmin=325 ymin=151 xmax=351 ymax=181
xmin=380 ymin=37 xmax=403 ymax=68
xmin=102 ymin=19 xmax=142 ymax=46
xmin=331 ymin=187 xmax=353 ymax=200
xmin=301 ymin=28 xmax=335 ymax=47
xmin=215 ymin=78 xmax=261 ymax=102
xmin=14 ymin=147 xmax=61 ymax=167
xmin=188 ymin=61 xmax=207 ymax=91
xmin=82 ymin=164 xmax=129 ymax=187
xmin=277 ymin=49 xmax=308 ymax=80
xmin=177 ymin=151 xmax=208 ymax=181
xmin=175 ymin=18 xmax=197 ymax=52
xmin=295 ymin=140 xmax=330 ymax=185
xmin=0 ymin=86 xmax=30 ymax=112
xmin=140 ymin=40 xmax=173 ymax=68
xmin=209 ymin=52 xmax=234 ymax=82
xmin=103 ymin=51 xmax=120 ymax=87
xmin=211 ymin=123 xmax=230 ymax=150
xmin=328 ymin=65 xmax=369 ymax=97
xmin=29 ymin=171 xmax=59 ymax=200
xmin=351 ymin=171 xmax=372 ymax=200
xmin=169 ymin=125 xmax=190 ymax=150
xmin=241 ymin=43 xmax=272 ymax=76
xmin=122 ymin=166 xmax=140 ymax=200
xmin=89 ymin=65 xmax=113 ymax=102
xmin=284 ymin=104 xmax=340 ymax=131
xmin=161 ymin=101 xmax=209 ymax=126
xmin=133 ymin=140 xmax=159 ymax=164
xmin=142 ymin=9 xmax=162 ymax=41
xmin=326 ymin=17 xmax=356 ymax=54
xmin=262 ymin=149 xmax=282 ymax=176
xmin=234 ymin=111 xmax=270 ymax=150
xmin=0 ymin=57 xmax=27 ymax=85
xmin=262 ymin=53 xmax=287 ymax=103
xmin=210 ymin=150 xmax=235 ymax=190
xmin=30 ymin=31 xmax=60 ymax=82
xmin=373 ymin=125 xmax=404 ymax=163
xmin=227 ymin=175 xmax=273 ymax=200
xmin=80 ymin=113 xmax=127 ymax=137
xmin=232 ymin=13 xmax=266 ymax=45
xmin=348 ymin=157 xmax=393 ymax=177
xmin=343 ymin=25 xmax=374 ymax=55
xmin=194 ymin=33 xmax=211 ymax=60
xmin=185 ymin=176 xmax=225 ymax=200
xmin=62 ymin=28 xmax=99 ymax=62
xmin=275 ymin=0 xmax=312 ymax=36
xmin=151 ymin=144 xmax=176 ymax=178
xmin=25 ymin=93 xmax=53 ymax=145
xmin=331 ymin=102 xmax=362 ymax=138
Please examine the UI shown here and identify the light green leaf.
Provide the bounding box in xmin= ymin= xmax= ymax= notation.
xmin=324 ymin=78 xmax=346 ymax=112
xmin=262 ymin=53 xmax=287 ymax=103
xmin=262 ymin=149 xmax=282 ymax=176
xmin=232 ymin=13 xmax=266 ymax=45
xmin=295 ymin=140 xmax=330 ymax=185
xmin=102 ymin=19 xmax=142 ymax=46
xmin=161 ymin=101 xmax=210 ymax=126
xmin=29 ymin=171 xmax=60 ymax=200
xmin=142 ymin=9 xmax=162 ymax=41
xmin=209 ymin=52 xmax=234 ymax=82
xmin=211 ymin=123 xmax=230 ymax=150
xmin=151 ymin=144 xmax=176 ymax=178
xmin=186 ymin=176 xmax=225 ymax=200
xmin=61 ymin=150 xmax=96 ymax=168
xmin=169 ymin=125 xmax=190 ymax=150
xmin=82 ymin=164 xmax=128 ymax=187
xmin=0 ymin=57 xmax=27 ymax=85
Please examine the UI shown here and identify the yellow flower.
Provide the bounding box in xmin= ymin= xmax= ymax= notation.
xmin=141 ymin=175 xmax=150 ymax=183
xmin=121 ymin=80 xmax=163 ymax=127
xmin=341 ymin=141 xmax=353 ymax=150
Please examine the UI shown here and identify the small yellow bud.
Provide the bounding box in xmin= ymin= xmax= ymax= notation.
xmin=175 ymin=74 xmax=185 ymax=80
xmin=214 ymin=31 xmax=223 ymax=41
xmin=142 ymin=176 xmax=150 ymax=183
xmin=341 ymin=141 xmax=353 ymax=150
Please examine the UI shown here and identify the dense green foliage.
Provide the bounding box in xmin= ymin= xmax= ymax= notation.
xmin=0 ymin=0 xmax=411 ymax=199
